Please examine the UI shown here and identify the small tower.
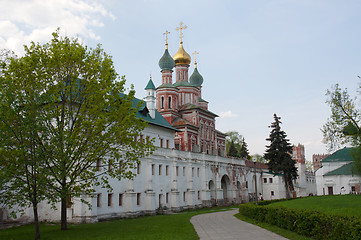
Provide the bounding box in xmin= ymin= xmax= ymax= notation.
xmin=156 ymin=30 xmax=179 ymax=123
xmin=145 ymin=77 xmax=156 ymax=119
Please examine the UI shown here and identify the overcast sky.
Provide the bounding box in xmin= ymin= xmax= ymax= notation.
xmin=1 ymin=0 xmax=361 ymax=161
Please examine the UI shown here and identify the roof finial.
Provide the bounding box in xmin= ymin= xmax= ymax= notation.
xmin=163 ymin=30 xmax=170 ymax=49
xmin=193 ymin=51 xmax=199 ymax=67
xmin=150 ymin=73 xmax=152 ymax=80
xmin=176 ymin=22 xmax=187 ymax=43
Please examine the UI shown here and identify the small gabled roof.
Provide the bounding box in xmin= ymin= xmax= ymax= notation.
xmin=324 ymin=163 xmax=353 ymax=176
xmin=322 ymin=148 xmax=353 ymax=163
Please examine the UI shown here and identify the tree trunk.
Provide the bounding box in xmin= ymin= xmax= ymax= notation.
xmin=61 ymin=196 xmax=67 ymax=230
xmin=284 ymin=176 xmax=291 ymax=198
xmin=33 ymin=202 xmax=40 ymax=240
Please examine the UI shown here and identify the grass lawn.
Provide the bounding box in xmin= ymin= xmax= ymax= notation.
xmin=0 ymin=206 xmax=237 ymax=240
xmin=269 ymin=194 xmax=361 ymax=217
xmin=234 ymin=213 xmax=312 ymax=240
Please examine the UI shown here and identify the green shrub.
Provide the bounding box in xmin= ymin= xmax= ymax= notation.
xmin=239 ymin=202 xmax=361 ymax=240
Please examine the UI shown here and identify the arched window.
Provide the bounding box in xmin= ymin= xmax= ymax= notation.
xmin=161 ymin=96 xmax=164 ymax=109
xmin=168 ymin=96 xmax=172 ymax=109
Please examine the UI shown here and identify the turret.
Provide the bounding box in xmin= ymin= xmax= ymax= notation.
xmin=145 ymin=77 xmax=156 ymax=119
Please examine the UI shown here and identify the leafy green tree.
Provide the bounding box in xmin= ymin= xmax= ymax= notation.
xmin=228 ymin=140 xmax=239 ymax=157
xmin=0 ymin=30 xmax=155 ymax=236
xmin=322 ymin=81 xmax=361 ymax=175
xmin=264 ymin=114 xmax=297 ymax=198
xmin=225 ymin=131 xmax=242 ymax=154
xmin=251 ymin=154 xmax=268 ymax=163
xmin=305 ymin=160 xmax=314 ymax=172
xmin=225 ymin=131 xmax=250 ymax=159
xmin=0 ymin=52 xmax=49 ymax=239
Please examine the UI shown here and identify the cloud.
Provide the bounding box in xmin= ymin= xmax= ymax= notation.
xmin=0 ymin=0 xmax=114 ymax=54
xmin=219 ymin=110 xmax=238 ymax=118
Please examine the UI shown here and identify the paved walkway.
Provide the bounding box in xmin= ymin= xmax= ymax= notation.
xmin=190 ymin=209 xmax=288 ymax=240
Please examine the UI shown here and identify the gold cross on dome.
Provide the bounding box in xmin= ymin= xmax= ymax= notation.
xmin=163 ymin=30 xmax=170 ymax=45
xmin=193 ymin=51 xmax=199 ymax=63
xmin=176 ymin=22 xmax=187 ymax=43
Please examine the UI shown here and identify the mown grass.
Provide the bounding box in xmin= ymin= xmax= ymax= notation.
xmin=234 ymin=213 xmax=312 ymax=240
xmin=269 ymin=194 xmax=361 ymax=217
xmin=0 ymin=206 xmax=237 ymax=240
xmin=237 ymin=195 xmax=361 ymax=240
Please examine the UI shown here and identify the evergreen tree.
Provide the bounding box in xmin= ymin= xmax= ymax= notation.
xmin=228 ymin=140 xmax=239 ymax=157
xmin=225 ymin=131 xmax=251 ymax=159
xmin=264 ymin=114 xmax=297 ymax=198
xmin=239 ymin=137 xmax=251 ymax=160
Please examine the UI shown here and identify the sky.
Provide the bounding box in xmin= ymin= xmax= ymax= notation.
xmin=1 ymin=0 xmax=361 ymax=162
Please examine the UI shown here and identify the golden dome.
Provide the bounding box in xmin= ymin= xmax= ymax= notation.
xmin=173 ymin=42 xmax=191 ymax=65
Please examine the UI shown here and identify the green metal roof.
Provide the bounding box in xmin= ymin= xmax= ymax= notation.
xmin=324 ymin=163 xmax=353 ymax=176
xmin=119 ymin=92 xmax=177 ymax=132
xmin=145 ymin=79 xmax=156 ymax=90
xmin=156 ymin=83 xmax=178 ymax=89
xmin=173 ymin=81 xmax=197 ymax=87
xmin=264 ymin=171 xmax=283 ymax=176
xmin=322 ymin=148 xmax=353 ymax=163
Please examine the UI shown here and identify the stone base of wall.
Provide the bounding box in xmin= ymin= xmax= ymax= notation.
xmin=83 ymin=201 xmax=233 ymax=224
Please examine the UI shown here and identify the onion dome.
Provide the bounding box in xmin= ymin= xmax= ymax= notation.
xmin=159 ymin=45 xmax=175 ymax=71
xmin=189 ymin=62 xmax=203 ymax=86
xmin=173 ymin=42 xmax=191 ymax=65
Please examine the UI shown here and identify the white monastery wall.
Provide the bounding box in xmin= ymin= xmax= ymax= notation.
xmin=2 ymin=125 xmax=316 ymax=225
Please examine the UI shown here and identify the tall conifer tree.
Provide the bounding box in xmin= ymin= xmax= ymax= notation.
xmin=239 ymin=137 xmax=251 ymax=160
xmin=264 ymin=114 xmax=297 ymax=198
xmin=228 ymin=140 xmax=239 ymax=157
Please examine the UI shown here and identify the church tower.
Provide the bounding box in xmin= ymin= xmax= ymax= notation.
xmin=153 ymin=22 xmax=227 ymax=156
xmin=156 ymin=30 xmax=179 ymax=124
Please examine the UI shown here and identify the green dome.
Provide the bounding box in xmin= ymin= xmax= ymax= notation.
xmin=159 ymin=48 xmax=175 ymax=71
xmin=189 ymin=67 xmax=203 ymax=86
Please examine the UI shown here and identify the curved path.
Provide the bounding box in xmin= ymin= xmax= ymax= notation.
xmin=190 ymin=209 xmax=288 ymax=240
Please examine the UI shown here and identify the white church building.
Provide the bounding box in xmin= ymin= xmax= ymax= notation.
xmin=316 ymin=147 xmax=361 ymax=196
